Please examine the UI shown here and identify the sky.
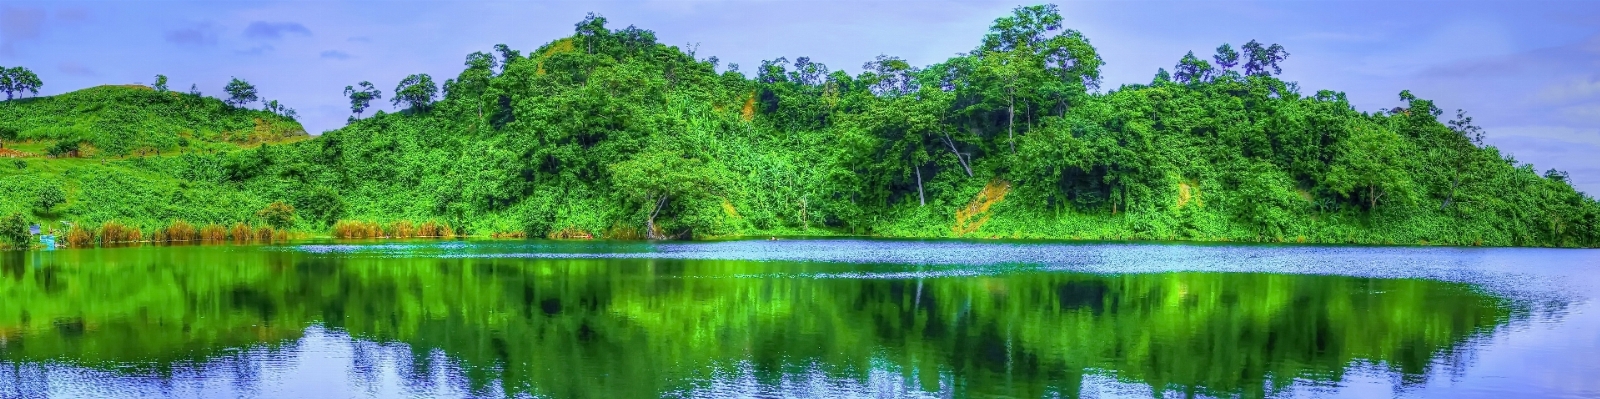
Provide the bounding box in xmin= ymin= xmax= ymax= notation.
xmin=2 ymin=0 xmax=1598 ymax=194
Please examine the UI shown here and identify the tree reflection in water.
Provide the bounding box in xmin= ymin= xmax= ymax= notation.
xmin=0 ymin=243 xmax=1521 ymax=398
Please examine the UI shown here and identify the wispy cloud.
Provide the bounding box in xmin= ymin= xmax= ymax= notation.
xmin=0 ymin=7 xmax=47 ymax=56
xmin=165 ymin=23 xmax=218 ymax=46
xmin=1539 ymin=76 xmax=1600 ymax=104
xmin=236 ymin=44 xmax=275 ymax=55
xmin=244 ymin=21 xmax=310 ymax=40
xmin=320 ymin=50 xmax=352 ymax=60
xmin=57 ymin=61 xmax=95 ymax=76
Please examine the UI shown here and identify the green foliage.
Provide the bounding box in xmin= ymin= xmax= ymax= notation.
xmin=45 ymin=140 xmax=79 ymax=157
xmin=34 ymin=183 xmax=65 ymax=212
xmin=0 ymin=5 xmax=1593 ymax=246
xmin=223 ymin=77 xmax=258 ymax=108
xmin=0 ymin=85 xmax=306 ymax=156
xmin=0 ymin=66 xmax=43 ymax=100
xmin=257 ymin=201 xmax=296 ymax=229
xmin=153 ymin=74 xmax=169 ymax=92
xmin=392 ymin=74 xmax=438 ymax=111
xmin=343 ymin=81 xmax=382 ymax=119
xmin=0 ymin=212 xmax=27 ymax=248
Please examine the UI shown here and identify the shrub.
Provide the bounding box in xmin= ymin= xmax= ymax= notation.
xmin=46 ymin=140 xmax=80 ymax=158
xmin=258 ymin=201 xmax=296 ymax=229
xmin=34 ymin=183 xmax=66 ymax=213
xmin=0 ymin=213 xmax=28 ymax=249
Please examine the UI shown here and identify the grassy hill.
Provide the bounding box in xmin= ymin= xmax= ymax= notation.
xmin=0 ymin=85 xmax=307 ymax=242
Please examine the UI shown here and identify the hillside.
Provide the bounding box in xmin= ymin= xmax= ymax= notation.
xmin=2 ymin=5 xmax=1596 ymax=248
xmin=0 ymin=85 xmax=307 ymax=237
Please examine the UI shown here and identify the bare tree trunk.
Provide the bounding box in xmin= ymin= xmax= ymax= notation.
xmin=1441 ymin=174 xmax=1460 ymax=210
xmin=646 ymin=195 xmax=668 ymax=240
xmin=941 ymin=131 xmax=972 ymax=177
xmin=915 ymin=165 xmax=925 ymax=207
xmin=1007 ymin=92 xmax=1016 ymax=153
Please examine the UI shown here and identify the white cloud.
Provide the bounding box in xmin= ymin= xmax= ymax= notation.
xmin=1539 ymin=77 xmax=1600 ymax=104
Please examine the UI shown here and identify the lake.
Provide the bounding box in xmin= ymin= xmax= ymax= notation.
xmin=1 ymin=240 xmax=1596 ymax=398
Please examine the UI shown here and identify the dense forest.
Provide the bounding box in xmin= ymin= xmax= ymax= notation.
xmin=1 ymin=5 xmax=1596 ymax=247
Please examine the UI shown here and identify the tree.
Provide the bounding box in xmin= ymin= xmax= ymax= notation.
xmin=1 ymin=67 xmax=41 ymax=100
xmin=0 ymin=213 xmax=27 ymax=249
xmin=861 ymin=55 xmax=919 ymax=97
xmin=1328 ymin=126 xmax=1415 ymax=210
xmin=257 ymin=201 xmax=296 ymax=229
xmin=34 ymin=184 xmax=65 ymax=213
xmin=1212 ymin=44 xmax=1240 ymax=72
xmin=458 ymin=52 xmax=497 ymax=118
xmin=1173 ymin=51 xmax=1213 ymax=84
xmin=0 ymin=67 xmax=11 ymax=100
xmin=1241 ymin=40 xmax=1289 ymax=77
xmin=343 ymin=81 xmax=382 ymax=119
xmin=970 ymin=4 xmax=1104 ymax=153
xmin=392 ymin=74 xmax=438 ymax=111
xmin=223 ymin=77 xmax=259 ymax=107
xmin=1153 ymin=68 xmax=1172 ymax=84
xmin=189 ymin=84 xmax=201 ymax=96
xmin=0 ymin=126 xmax=15 ymax=150
xmin=609 ymin=149 xmax=724 ymax=239
xmin=493 ymin=44 xmax=521 ymax=73
xmin=1441 ymin=109 xmax=1485 ymax=210
xmin=153 ymin=74 xmax=169 ymax=92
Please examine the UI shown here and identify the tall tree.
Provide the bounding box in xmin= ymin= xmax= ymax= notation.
xmin=1440 ymin=109 xmax=1485 ymax=210
xmin=343 ymin=81 xmax=382 ymax=119
xmin=970 ymin=4 xmax=1104 ymax=153
xmin=1 ymin=67 xmax=41 ymax=100
xmin=1212 ymin=44 xmax=1240 ymax=72
xmin=153 ymin=74 xmax=169 ymax=92
xmin=392 ymin=74 xmax=438 ymax=111
xmin=1241 ymin=40 xmax=1289 ymax=77
xmin=1173 ymin=51 xmax=1214 ymax=84
xmin=223 ymin=77 xmax=259 ymax=107
xmin=493 ymin=44 xmax=521 ymax=74
xmin=458 ymin=52 xmax=498 ymax=119
xmin=0 ymin=67 xmax=12 ymax=100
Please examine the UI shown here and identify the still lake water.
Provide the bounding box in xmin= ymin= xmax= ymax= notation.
xmin=0 ymin=240 xmax=1596 ymax=399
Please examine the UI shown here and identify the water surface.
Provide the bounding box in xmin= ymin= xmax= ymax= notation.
xmin=1 ymin=240 xmax=1596 ymax=398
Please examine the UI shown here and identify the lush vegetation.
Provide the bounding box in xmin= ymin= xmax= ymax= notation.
xmin=0 ymin=246 xmax=1521 ymax=397
xmin=0 ymin=5 xmax=1595 ymax=247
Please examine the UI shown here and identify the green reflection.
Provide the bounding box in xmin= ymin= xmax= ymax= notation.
xmin=0 ymin=244 xmax=1517 ymax=398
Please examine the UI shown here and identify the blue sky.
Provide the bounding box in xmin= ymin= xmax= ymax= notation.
xmin=2 ymin=0 xmax=1598 ymax=194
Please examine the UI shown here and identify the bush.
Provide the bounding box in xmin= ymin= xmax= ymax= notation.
xmin=258 ymin=201 xmax=296 ymax=229
xmin=34 ymin=183 xmax=65 ymax=212
xmin=46 ymin=140 xmax=80 ymax=157
xmin=0 ymin=213 xmax=29 ymax=249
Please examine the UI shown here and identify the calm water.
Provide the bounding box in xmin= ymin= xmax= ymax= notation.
xmin=1 ymin=240 xmax=1596 ymax=399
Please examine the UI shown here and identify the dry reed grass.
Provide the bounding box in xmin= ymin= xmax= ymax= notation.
xmin=97 ymin=221 xmax=142 ymax=244
xmin=64 ymin=225 xmax=93 ymax=247
xmin=200 ymin=224 xmax=227 ymax=242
